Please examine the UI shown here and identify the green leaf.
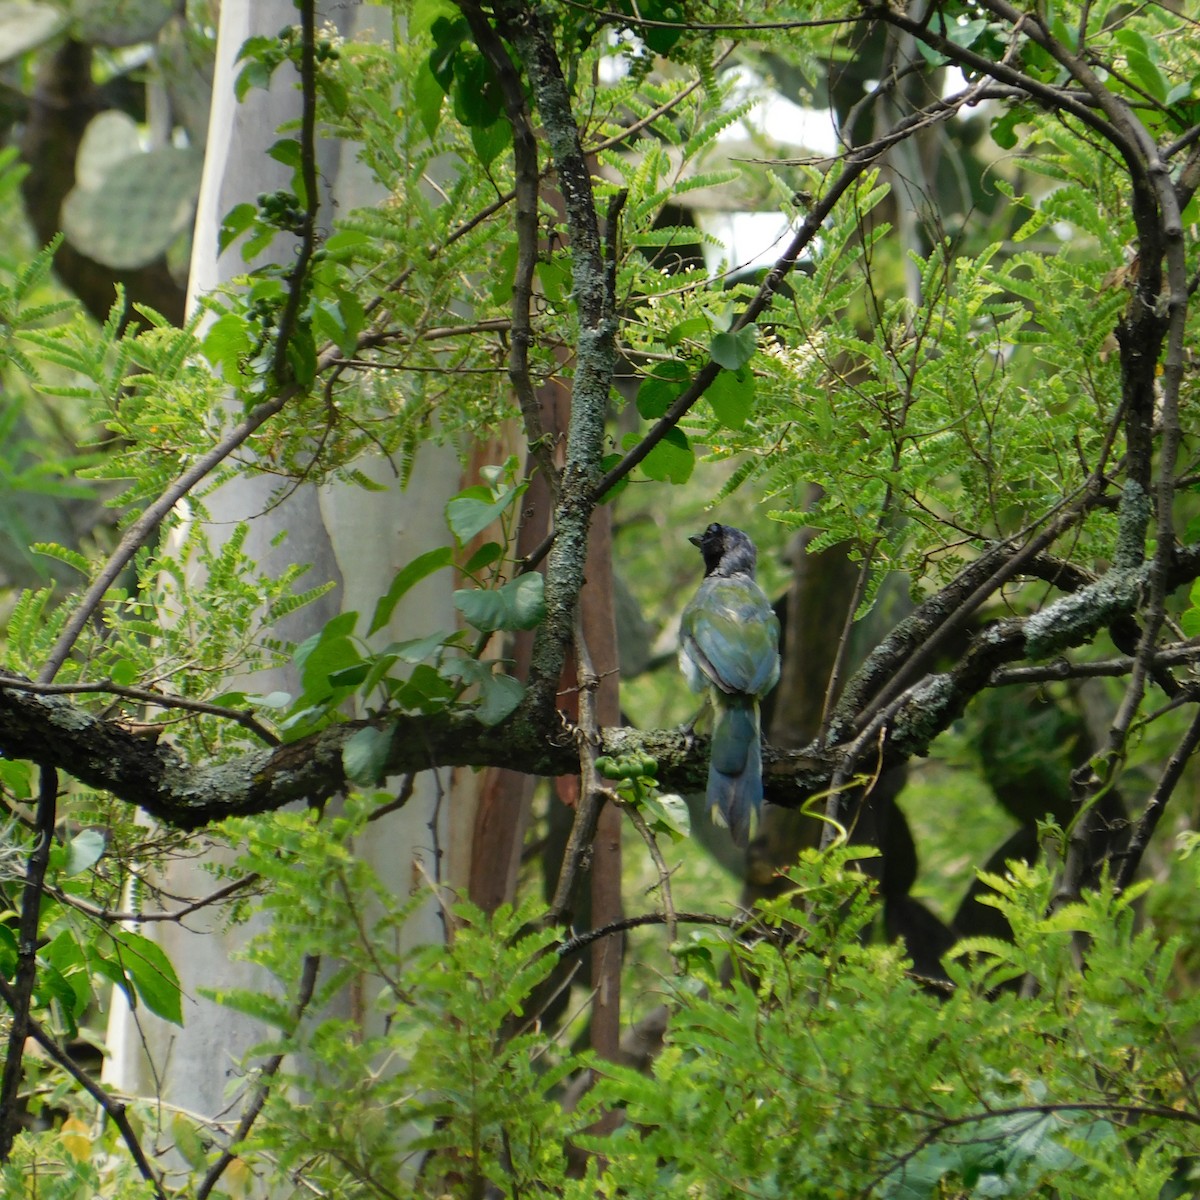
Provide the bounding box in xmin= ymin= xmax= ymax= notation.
xmin=709 ymin=324 xmax=757 ymax=371
xmin=0 ymin=759 xmax=31 ymax=799
xmin=0 ymin=924 xmax=15 ymax=977
xmin=490 ymin=241 xmax=519 ymax=306
xmin=172 ymin=1115 xmax=208 ymax=1171
xmin=946 ymin=17 xmax=987 ymax=49
xmin=235 ymin=56 xmax=275 ymax=102
xmin=446 ymin=485 xmax=520 ymax=546
xmin=476 ymin=672 xmax=524 ymax=725
xmin=294 ymin=612 xmax=363 ymax=699
xmin=218 ymin=202 xmax=258 ymax=254
xmin=665 ymin=315 xmax=712 ymax=347
xmin=454 ymin=573 xmax=545 ymax=632
xmin=109 ymin=657 xmax=138 ymax=686
xmin=636 ymin=363 xmax=689 ymax=420
xmin=106 ymin=932 xmax=184 ymax=1025
xmin=472 ymin=117 xmax=512 ymax=168
xmin=638 ymin=427 xmax=694 ymax=484
xmin=1165 ymin=79 xmax=1195 ymax=106
xmin=991 ymin=108 xmax=1022 ymax=150
xmin=286 ymin=322 xmax=318 ymax=387
xmin=428 ymin=14 xmax=469 ymax=91
xmin=707 ymin=365 xmax=754 ymax=430
xmin=343 ymin=725 xmax=392 ymax=786
xmin=370 ymin=547 xmax=453 ymax=634
xmin=597 ymin=452 xmax=630 ymax=503
xmin=452 ymin=49 xmax=502 ymax=128
xmin=464 ymin=541 xmax=504 ymax=573
xmin=395 ymin=662 xmax=456 ymax=711
xmin=31 ymin=541 xmax=90 ymax=576
xmin=268 ymin=137 xmax=303 ymax=172
xmin=414 ymin=59 xmax=446 ymax=139
xmin=65 ymin=828 xmax=105 ymax=876
xmin=201 ymin=311 xmax=253 ymax=381
xmin=1115 ymin=29 xmax=1166 ymax=102
xmin=641 ymin=791 xmax=690 ymax=838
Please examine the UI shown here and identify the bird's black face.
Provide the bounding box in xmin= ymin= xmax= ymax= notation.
xmin=689 ymin=522 xmax=757 ymax=577
xmin=689 ymin=522 xmax=726 ymax=572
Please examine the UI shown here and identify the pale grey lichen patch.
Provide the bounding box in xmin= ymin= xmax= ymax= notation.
xmin=40 ymin=691 xmax=98 ymax=731
xmin=163 ymin=749 xmax=273 ymax=810
xmin=1024 ymin=567 xmax=1144 ymax=660
xmin=891 ymin=673 xmax=958 ymax=758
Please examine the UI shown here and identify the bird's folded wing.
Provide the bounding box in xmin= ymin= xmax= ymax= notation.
xmin=681 ymin=578 xmax=779 ymax=696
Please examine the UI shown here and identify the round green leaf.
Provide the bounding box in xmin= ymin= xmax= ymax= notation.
xmin=640 ymin=427 xmax=694 ymax=484
xmin=343 ymin=725 xmax=393 ymax=787
xmin=65 ymin=828 xmax=106 ymax=876
xmin=62 ymin=147 xmax=203 ymax=270
xmin=0 ymin=3 xmax=66 ymax=63
xmin=709 ymin=324 xmax=757 ymax=371
xmin=707 ymin=365 xmax=755 ymax=430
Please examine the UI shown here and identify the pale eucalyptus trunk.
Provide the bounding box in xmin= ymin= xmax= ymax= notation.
xmin=103 ymin=0 xmax=470 ymax=1126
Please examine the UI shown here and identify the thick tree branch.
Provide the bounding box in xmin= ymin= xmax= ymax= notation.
xmin=7 ymin=546 xmax=1200 ymax=831
xmin=491 ymin=2 xmax=620 ymax=717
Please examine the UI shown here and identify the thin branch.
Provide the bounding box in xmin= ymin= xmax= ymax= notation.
xmin=43 ymin=873 xmax=260 ymax=925
xmin=0 ymin=974 xmax=166 ymax=1199
xmin=1114 ymin=706 xmax=1200 ymax=892
xmin=555 ymin=910 xmax=751 ymax=958
xmin=196 ymin=952 xmax=322 ymax=1200
xmin=556 ymin=2 xmax=859 ymax=34
xmin=990 ymin=642 xmax=1200 ymax=687
xmin=0 ymin=674 xmax=280 ymax=745
xmin=459 ymin=0 xmax=560 ymax=489
xmin=545 ymin=621 xmax=608 ymax=925
xmin=613 ymin=798 xmax=679 ymax=972
xmin=0 ymin=764 xmax=57 ymax=1160
xmin=270 ymin=0 xmax=320 ymax=384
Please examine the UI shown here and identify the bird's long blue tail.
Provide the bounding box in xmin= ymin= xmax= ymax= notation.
xmin=707 ymin=697 xmax=762 ymax=847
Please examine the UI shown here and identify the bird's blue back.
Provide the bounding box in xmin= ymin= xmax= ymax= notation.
xmin=680 ymin=574 xmax=780 ymax=699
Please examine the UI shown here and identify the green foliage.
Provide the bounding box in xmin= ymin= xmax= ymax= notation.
xmin=30 ymin=835 xmax=1187 ymax=1198
xmin=6 ymin=2 xmax=1200 ymax=1197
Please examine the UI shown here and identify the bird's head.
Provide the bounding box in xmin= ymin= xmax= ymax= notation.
xmin=689 ymin=522 xmax=757 ymax=578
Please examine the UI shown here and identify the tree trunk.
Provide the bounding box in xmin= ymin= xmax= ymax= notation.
xmin=103 ymin=0 xmax=465 ymax=1123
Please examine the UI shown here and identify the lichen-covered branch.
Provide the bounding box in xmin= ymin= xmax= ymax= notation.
xmin=491 ymin=2 xmax=619 ymax=715
xmin=6 ymin=544 xmax=1200 ymax=832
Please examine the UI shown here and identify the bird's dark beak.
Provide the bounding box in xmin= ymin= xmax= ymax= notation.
xmin=688 ymin=534 xmax=702 ymax=548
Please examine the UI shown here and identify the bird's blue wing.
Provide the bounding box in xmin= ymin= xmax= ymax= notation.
xmin=680 ymin=576 xmax=780 ymax=699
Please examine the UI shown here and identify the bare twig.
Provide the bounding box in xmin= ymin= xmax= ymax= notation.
xmin=0 ymin=974 xmax=166 ymax=1199
xmin=0 ymin=764 xmax=57 ymax=1160
xmin=196 ymin=952 xmax=322 ymax=1200
xmin=556 ymin=910 xmax=750 ymax=959
xmin=270 ymin=0 xmax=320 ymax=385
xmin=43 ymin=873 xmax=260 ymax=925
xmin=613 ymin=798 xmax=680 ymax=972
xmin=545 ymin=617 xmax=608 ymax=925
xmin=1114 ymin=706 xmax=1200 ymax=892
xmin=0 ymin=674 xmax=280 ymax=745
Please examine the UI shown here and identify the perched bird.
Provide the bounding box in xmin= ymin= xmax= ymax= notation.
xmin=679 ymin=523 xmax=780 ymax=846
